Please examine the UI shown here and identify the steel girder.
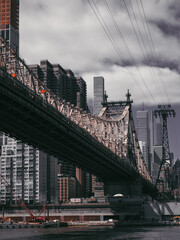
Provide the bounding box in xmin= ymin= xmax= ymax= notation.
xmin=0 ymin=37 xmax=153 ymax=190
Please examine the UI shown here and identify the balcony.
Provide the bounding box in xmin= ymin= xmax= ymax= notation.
xmin=6 ymin=150 xmax=13 ymax=155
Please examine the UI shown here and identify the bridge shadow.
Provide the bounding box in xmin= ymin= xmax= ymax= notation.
xmin=146 ymin=200 xmax=175 ymax=221
xmin=108 ymin=197 xmax=176 ymax=221
xmin=108 ymin=196 xmax=144 ymax=221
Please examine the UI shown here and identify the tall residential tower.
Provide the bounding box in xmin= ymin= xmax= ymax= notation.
xmin=0 ymin=0 xmax=19 ymax=55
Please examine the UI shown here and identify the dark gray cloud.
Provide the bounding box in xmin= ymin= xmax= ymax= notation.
xmin=151 ymin=59 xmax=180 ymax=73
xmin=151 ymin=20 xmax=180 ymax=38
xmin=141 ymin=57 xmax=180 ymax=73
xmin=168 ymin=1 xmax=180 ymax=20
xmin=102 ymin=58 xmax=134 ymax=68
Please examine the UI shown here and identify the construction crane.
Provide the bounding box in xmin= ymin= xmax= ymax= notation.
xmin=19 ymin=201 xmax=47 ymax=222
xmin=0 ymin=173 xmax=48 ymax=222
xmin=154 ymin=105 xmax=176 ymax=195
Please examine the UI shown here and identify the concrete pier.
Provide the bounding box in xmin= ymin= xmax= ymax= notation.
xmin=1 ymin=198 xmax=180 ymax=223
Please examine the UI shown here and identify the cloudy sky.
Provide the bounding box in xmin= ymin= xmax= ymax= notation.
xmin=19 ymin=0 xmax=180 ymax=159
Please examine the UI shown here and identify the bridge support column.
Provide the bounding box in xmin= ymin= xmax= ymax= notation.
xmin=104 ymin=178 xmax=143 ymax=196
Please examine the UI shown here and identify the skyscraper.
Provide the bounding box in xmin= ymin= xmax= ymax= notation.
xmin=0 ymin=0 xmax=19 ymax=55
xmin=92 ymin=77 xmax=106 ymax=197
xmin=136 ymin=110 xmax=150 ymax=170
xmin=93 ymin=76 xmax=105 ymax=116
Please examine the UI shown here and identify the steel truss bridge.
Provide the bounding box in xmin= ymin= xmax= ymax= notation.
xmin=0 ymin=37 xmax=157 ymax=197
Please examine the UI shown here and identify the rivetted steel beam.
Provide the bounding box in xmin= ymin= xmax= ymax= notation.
xmin=0 ymin=37 xmax=157 ymax=196
xmin=0 ymin=73 xmax=138 ymax=181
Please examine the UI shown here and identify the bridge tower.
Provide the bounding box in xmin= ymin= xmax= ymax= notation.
xmin=101 ymin=90 xmax=144 ymax=196
xmin=154 ymin=105 xmax=175 ymax=194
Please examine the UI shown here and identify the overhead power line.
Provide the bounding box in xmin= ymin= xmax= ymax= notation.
xmin=87 ymin=0 xmax=146 ymax=99
xmin=123 ymin=0 xmax=164 ymax=104
xmin=139 ymin=0 xmax=170 ymax=104
xmin=87 ymin=0 xmax=157 ymax=104
xmin=103 ymin=0 xmax=159 ymax=103
xmin=135 ymin=0 xmax=166 ymax=103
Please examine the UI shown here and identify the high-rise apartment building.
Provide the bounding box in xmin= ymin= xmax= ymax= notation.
xmin=66 ymin=69 xmax=77 ymax=104
xmin=136 ymin=110 xmax=150 ymax=170
xmin=0 ymin=0 xmax=19 ymax=55
xmin=0 ymin=135 xmax=58 ymax=204
xmin=76 ymin=77 xmax=88 ymax=110
xmin=29 ymin=61 xmax=88 ymax=111
xmin=52 ymin=63 xmax=69 ymax=99
xmin=93 ymin=76 xmax=105 ymax=116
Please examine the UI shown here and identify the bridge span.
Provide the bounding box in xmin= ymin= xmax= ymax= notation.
xmin=0 ymin=37 xmax=157 ymax=197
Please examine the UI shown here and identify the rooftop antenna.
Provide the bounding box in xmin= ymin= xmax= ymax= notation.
xmin=104 ymin=91 xmax=108 ymax=104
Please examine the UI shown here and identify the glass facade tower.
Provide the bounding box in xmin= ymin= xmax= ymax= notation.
xmin=136 ymin=110 xmax=150 ymax=171
xmin=93 ymin=76 xmax=105 ymax=116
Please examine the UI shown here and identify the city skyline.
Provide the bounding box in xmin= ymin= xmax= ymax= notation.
xmin=1 ymin=1 xmax=180 ymax=230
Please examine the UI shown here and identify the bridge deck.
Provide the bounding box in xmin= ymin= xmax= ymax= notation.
xmin=0 ymin=69 xmax=157 ymax=196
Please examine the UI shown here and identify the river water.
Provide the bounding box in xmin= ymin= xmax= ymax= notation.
xmin=0 ymin=226 xmax=179 ymax=240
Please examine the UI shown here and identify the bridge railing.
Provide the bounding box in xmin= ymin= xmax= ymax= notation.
xmin=0 ymin=36 xmax=129 ymax=160
xmin=0 ymin=68 xmax=136 ymax=177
